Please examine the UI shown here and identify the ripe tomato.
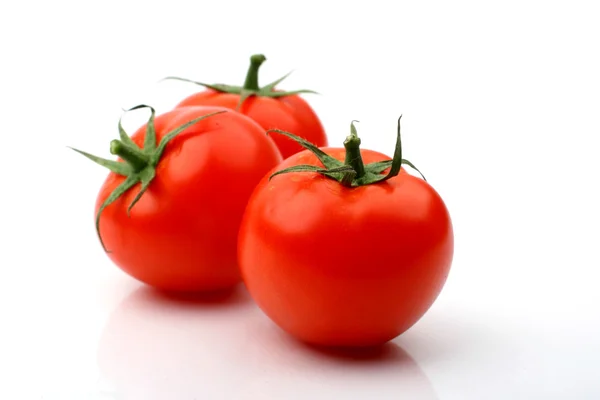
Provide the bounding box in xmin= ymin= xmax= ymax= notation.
xmin=238 ymin=119 xmax=454 ymax=347
xmin=167 ymin=54 xmax=328 ymax=159
xmin=72 ymin=105 xmax=282 ymax=292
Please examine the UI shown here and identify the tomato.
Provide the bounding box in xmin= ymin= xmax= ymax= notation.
xmin=238 ymin=119 xmax=454 ymax=347
xmin=71 ymin=105 xmax=282 ymax=292
xmin=166 ymin=54 xmax=328 ymax=159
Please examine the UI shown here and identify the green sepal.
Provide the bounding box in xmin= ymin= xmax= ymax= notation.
xmin=126 ymin=166 xmax=155 ymax=217
xmin=261 ymin=71 xmax=293 ymax=92
xmin=95 ymin=175 xmax=138 ymax=252
xmin=267 ymin=128 xmax=343 ymax=169
xmin=143 ymin=106 xmax=157 ymax=152
xmin=161 ymin=76 xmax=238 ymax=93
xmin=257 ymin=71 xmax=318 ymax=97
xmin=236 ymin=89 xmax=255 ymax=110
xmin=364 ymin=160 xmax=392 ymax=174
xmin=371 ymin=115 xmax=404 ymax=184
xmin=70 ymin=105 xmax=227 ymax=252
xmin=164 ymin=74 xmax=317 ymax=102
xmin=68 ymin=147 xmax=132 ymax=176
xmin=118 ymin=118 xmax=137 ymax=149
xmin=268 ymin=116 xmax=426 ymax=188
xmin=399 ymin=159 xmax=427 ymax=181
xmin=341 ymin=169 xmax=357 ymax=186
xmin=162 ymin=54 xmax=318 ymax=109
xmin=269 ymin=165 xmax=354 ymax=181
xmin=152 ymin=110 xmax=226 ymax=164
xmin=365 ymin=159 xmax=427 ymax=181
xmin=262 ymin=88 xmax=319 ymax=98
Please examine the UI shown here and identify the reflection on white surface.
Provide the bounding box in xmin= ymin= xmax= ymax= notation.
xmin=97 ymin=285 xmax=437 ymax=399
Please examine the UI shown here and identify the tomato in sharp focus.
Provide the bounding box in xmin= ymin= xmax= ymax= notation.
xmin=238 ymin=119 xmax=454 ymax=347
xmin=168 ymin=54 xmax=328 ymax=159
xmin=72 ymin=105 xmax=282 ymax=292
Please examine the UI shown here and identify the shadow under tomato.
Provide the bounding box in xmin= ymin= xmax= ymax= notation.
xmin=97 ymin=284 xmax=438 ymax=399
xmin=137 ymin=283 xmax=251 ymax=307
xmin=97 ymin=284 xmax=256 ymax=399
xmin=299 ymin=340 xmax=414 ymax=364
xmin=234 ymin=315 xmax=440 ymax=399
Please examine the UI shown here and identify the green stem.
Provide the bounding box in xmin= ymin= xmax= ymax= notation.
xmin=243 ymin=54 xmax=267 ymax=91
xmin=343 ymin=134 xmax=365 ymax=178
xmin=110 ymin=140 xmax=149 ymax=172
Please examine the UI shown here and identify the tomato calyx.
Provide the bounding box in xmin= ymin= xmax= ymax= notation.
xmin=69 ymin=105 xmax=226 ymax=252
xmin=163 ymin=54 xmax=318 ymax=109
xmin=268 ymin=117 xmax=427 ymax=187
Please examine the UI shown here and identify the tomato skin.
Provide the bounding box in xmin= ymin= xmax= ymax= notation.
xmin=96 ymin=106 xmax=282 ymax=292
xmin=175 ymin=90 xmax=327 ymax=159
xmin=238 ymin=148 xmax=453 ymax=347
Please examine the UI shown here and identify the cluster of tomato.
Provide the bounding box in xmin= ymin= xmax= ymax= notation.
xmin=73 ymin=54 xmax=454 ymax=347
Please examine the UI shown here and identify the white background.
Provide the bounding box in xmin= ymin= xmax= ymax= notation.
xmin=1 ymin=0 xmax=599 ymax=399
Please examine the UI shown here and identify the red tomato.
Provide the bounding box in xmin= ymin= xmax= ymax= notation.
xmin=238 ymin=121 xmax=454 ymax=347
xmin=168 ymin=54 xmax=328 ymax=159
xmin=73 ymin=105 xmax=282 ymax=292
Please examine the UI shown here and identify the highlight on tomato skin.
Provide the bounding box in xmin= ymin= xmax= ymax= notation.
xmin=237 ymin=118 xmax=454 ymax=347
xmin=164 ymin=53 xmax=328 ymax=159
xmin=70 ymin=104 xmax=282 ymax=292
